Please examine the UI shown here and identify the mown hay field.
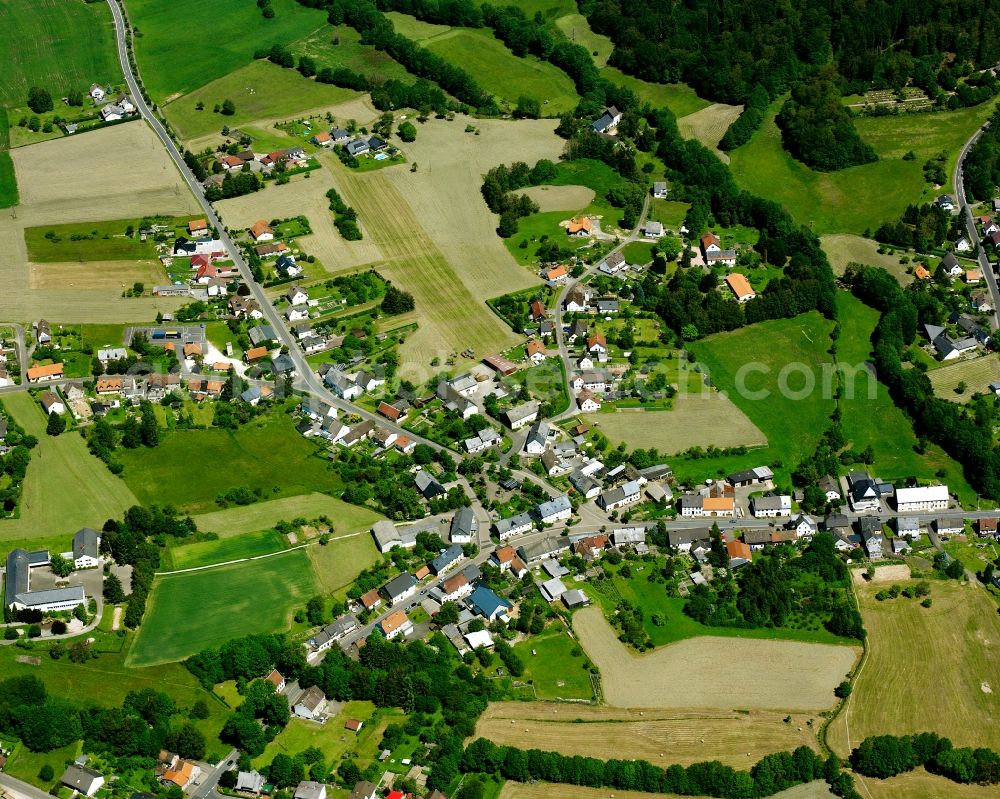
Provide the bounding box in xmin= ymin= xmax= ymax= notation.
xmin=860 ymin=767 xmax=1000 ymax=799
xmin=129 ymin=548 xmax=317 ymax=666
xmin=820 ymin=234 xmax=914 ymax=282
xmin=476 ymin=703 xmax=819 ymax=768
xmin=190 ymin=492 xmax=383 ymax=537
xmin=573 ymin=607 xmax=857 ymax=711
xmin=516 ymin=184 xmax=596 ymax=212
xmin=586 ymin=394 xmax=767 ymax=454
xmin=499 ymin=780 xmax=836 ymax=799
xmin=927 ymin=353 xmax=1000 ymax=402
xmin=554 ymin=14 xmax=614 ymax=66
xmin=678 ymin=103 xmax=744 ymax=162
xmin=28 ymin=260 xmax=165 ymax=291
xmin=0 ymin=393 xmax=139 ymax=543
xmin=826 ymin=579 xmax=1000 ymax=758
xmin=600 ymin=66 xmax=710 ymax=119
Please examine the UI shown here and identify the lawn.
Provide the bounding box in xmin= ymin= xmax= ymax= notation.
xmin=163 ymin=60 xmax=359 ymax=142
xmin=599 ymin=67 xmax=709 ymax=119
xmin=621 ymin=241 xmax=656 ymax=265
xmin=835 ymin=292 xmax=977 ymax=503
xmin=0 ymin=108 xmax=16 ymax=209
xmin=25 ymin=216 xmax=200 ymax=262
xmin=129 ymin=548 xmax=318 ymax=666
xmin=927 ymin=353 xmax=1000 ymax=401
xmin=252 ymin=701 xmax=383 ymax=768
xmin=510 ymin=626 xmax=595 ymax=700
xmin=3 ymin=742 xmax=80 ymax=789
xmin=165 ymin=529 xmax=289 ymax=571
xmin=308 ymin=534 xmax=382 ymax=597
xmin=827 ymin=578 xmax=1000 ymax=757
xmin=0 ymin=393 xmax=138 ymax=542
xmin=0 ymin=0 xmax=121 ymax=104
xmin=943 ymin=537 xmax=1000 ymax=574
xmin=686 ymin=311 xmax=837 ymax=484
xmin=428 ymin=29 xmax=579 ymax=115
xmin=128 ymin=0 xmax=328 ymax=101
xmin=190 ymin=492 xmax=382 ymax=537
xmin=730 ymin=100 xmax=996 ymax=235
xmin=648 ymin=199 xmax=689 ymax=231
xmin=119 ymin=410 xmax=343 ymax=514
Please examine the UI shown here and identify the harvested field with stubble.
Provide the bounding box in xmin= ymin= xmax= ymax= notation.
xmin=215 ymin=171 xmax=384 ymax=273
xmin=678 ymin=103 xmax=743 ymax=162
xmin=586 ymin=395 xmax=767 ymax=453
xmin=861 ymin=767 xmax=1000 ymax=799
xmin=827 ymin=579 xmax=1000 ymax=758
xmin=574 ymin=607 xmax=857 ymax=711
xmin=28 ymin=260 xmax=165 ymax=290
xmin=499 ymin=781 xmax=836 ymax=799
xmin=476 ymin=703 xmax=820 ymax=768
xmin=851 ymin=564 xmax=911 ymax=585
xmin=10 ymin=123 xmax=199 ymax=224
xmin=515 ymin=184 xmax=595 ymax=212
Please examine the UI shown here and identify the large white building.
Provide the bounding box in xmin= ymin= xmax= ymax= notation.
xmin=895 ymin=485 xmax=949 ymax=513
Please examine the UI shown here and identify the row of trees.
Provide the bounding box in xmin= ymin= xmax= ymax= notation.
xmin=874 ymin=202 xmax=955 ymax=251
xmin=962 ymin=104 xmax=1000 ymax=201
xmin=325 ymin=187 xmax=363 ymax=240
xmin=0 ymin=401 xmax=37 ymax=514
xmin=462 ymin=738 xmax=861 ymax=798
xmin=480 ymin=159 xmax=555 ymax=236
xmin=852 ymin=732 xmax=1000 ymax=785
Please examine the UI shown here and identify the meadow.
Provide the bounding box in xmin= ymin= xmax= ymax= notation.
xmin=599 ymin=66 xmax=709 ymax=119
xmin=251 ymin=700 xmax=384 ymax=768
xmin=827 ymin=578 xmax=1000 ymax=757
xmin=555 ymin=14 xmax=614 ymax=67
xmin=25 ymin=215 xmax=200 ymax=262
xmin=191 ymin=492 xmax=383 ymax=536
xmin=0 ymin=0 xmax=121 ymax=104
xmin=0 ymin=109 xmax=16 ymax=209
xmin=129 ymin=549 xmax=318 ymax=666
xmin=499 ymin=783 xmax=837 ymax=799
xmin=476 ymin=703 xmax=820 ymax=768
xmin=573 ymin=606 xmax=857 ymax=711
xmin=163 ymin=60 xmax=360 ymax=142
xmin=308 ymin=533 xmax=381 ymax=597
xmin=678 ymin=103 xmax=744 ymax=161
xmin=508 ymin=626 xmax=595 ymax=700
xmin=291 ymin=25 xmax=413 ymax=87
xmin=128 ymin=0 xmax=328 ymax=101
xmin=0 ymin=393 xmax=138 ymax=544
xmin=927 ymin=353 xmax=1000 ymax=401
xmin=730 ymin=101 xmax=996 ymax=235
xmin=164 ymin=529 xmax=288 ymax=571
xmin=119 ymin=411 xmax=343 ymax=514
xmin=820 ymin=233 xmax=914 ymax=282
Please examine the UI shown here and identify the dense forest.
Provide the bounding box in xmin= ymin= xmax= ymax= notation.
xmin=964 ymin=104 xmax=1000 ymax=200
xmin=581 ymin=0 xmax=1000 ymax=104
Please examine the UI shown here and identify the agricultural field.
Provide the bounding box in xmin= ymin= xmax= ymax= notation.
xmin=476 ymin=703 xmax=820 ymax=768
xmin=0 ymin=392 xmax=138 ymax=544
xmin=25 ymin=215 xmax=200 ymax=262
xmin=119 ymin=411 xmax=343 ymax=514
xmin=129 ymin=548 xmax=318 ymax=667
xmin=827 ymin=579 xmax=1000 ymax=758
xmin=730 ymin=101 xmax=996 ymax=235
xmin=507 ymin=626 xmax=595 ymax=700
xmin=191 ymin=492 xmax=382 ymax=536
xmin=0 ymin=109 xmax=16 ymax=209
xmin=163 ymin=60 xmax=360 ymax=142
xmin=290 ymin=25 xmax=413 ymax=86
xmin=308 ymin=533 xmax=381 ymax=596
xmin=820 ymin=233 xmax=914 ymax=282
xmin=554 ymin=14 xmax=614 ymax=67
xmin=387 ymin=14 xmax=580 ymax=115
xmin=0 ymin=0 xmax=121 ymax=105
xmin=164 ymin=529 xmax=288 ymax=571
xmin=834 ymin=292 xmax=977 ymax=502
xmin=499 ymin=783 xmax=836 ymax=799
xmin=515 ymin=184 xmax=595 ymax=212
xmin=128 ymin=0 xmax=328 ymax=101
xmin=320 ymin=115 xmax=563 ymax=370
xmin=573 ymin=606 xmax=857 ymax=711
xmin=927 ymin=353 xmax=1000 ymax=401
xmin=586 ymin=395 xmax=767 ymax=454
xmin=677 ymin=103 xmax=744 ymax=162
xmin=600 ymin=66 xmax=710 ymax=119
xmin=861 ymin=768 xmax=1000 ymax=799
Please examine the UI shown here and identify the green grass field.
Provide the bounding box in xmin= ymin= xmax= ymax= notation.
xmin=730 ymin=101 xmax=995 ymax=235
xmin=0 ymin=108 xmax=17 ymax=209
xmin=510 ymin=626 xmax=595 ymax=700
xmin=505 ymin=0 xmax=577 ymax=19
xmin=927 ymin=353 xmax=1000 ymax=401
xmin=308 ymin=533 xmax=381 ymax=597
xmin=129 ymin=0 xmax=328 ymax=101
xmin=587 ymin=562 xmax=857 ymax=647
xmin=291 ymin=24 xmax=413 ymax=86
xmin=191 ymin=492 xmax=382 ymax=536
xmin=835 ymin=292 xmax=977 ymax=503
xmin=388 ymin=15 xmax=580 ymax=115
xmin=622 ymin=241 xmax=656 ymax=265
xmin=0 ymin=393 xmax=139 ymax=542
xmin=129 ymin=548 xmax=318 ymax=666
xmin=165 ymin=529 xmax=288 ymax=571
xmin=25 ymin=216 xmax=200 ymax=262
xmin=555 ymin=14 xmax=614 ymax=67
xmin=163 ymin=60 xmax=359 ymax=142
xmin=119 ymin=411 xmax=343 ymax=514
xmin=600 ymin=66 xmax=710 ymax=119
xmin=252 ymin=700 xmax=383 ymax=768
xmin=0 ymin=0 xmax=121 ymax=104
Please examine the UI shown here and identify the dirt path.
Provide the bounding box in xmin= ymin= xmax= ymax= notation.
xmin=111 ymin=606 xmax=123 ymax=631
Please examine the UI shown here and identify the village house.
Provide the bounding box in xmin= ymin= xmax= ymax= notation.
xmin=590 ymin=106 xmax=622 ymax=135
xmin=895 ymin=484 xmax=949 ymax=512
xmin=27 ymin=362 xmax=64 ymax=383
xmin=566 ymin=216 xmax=593 ymax=237
xmin=40 ymin=391 xmax=65 ymax=415
xmin=292 ymin=685 xmax=328 ymax=720
xmin=526 ymin=339 xmax=546 ymax=363
xmin=493 ymin=512 xmax=533 ymax=540
xmin=653 ymin=181 xmax=668 ymax=199
xmin=679 ymin=494 xmax=735 ymax=518
xmin=751 ymin=494 xmax=792 ymax=518
xmin=598 ymin=480 xmax=642 ymax=511
xmin=440 ymin=572 xmax=474 ymax=602
xmin=379 ymin=610 xmax=414 ymax=640
xmin=449 ymin=506 xmax=478 ymax=544
xmin=504 ymin=401 xmax=540 ymax=430
xmin=61 ymin=766 xmax=105 ymax=797
xmin=536 ymin=494 xmax=572 ymax=524
xmin=725 ymin=273 xmax=755 ymax=302
xmin=847 ymin=471 xmax=881 ymax=513
xmin=564 ymin=284 xmax=593 ymax=313
xmin=599 ymin=251 xmax=626 ymax=276
xmin=577 ymin=389 xmax=601 ymax=412
xmin=72 ymin=528 xmax=101 ymax=569
xmin=382 ymin=573 xmax=417 ymax=606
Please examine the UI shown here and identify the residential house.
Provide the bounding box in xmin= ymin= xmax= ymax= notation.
xmin=599 ymin=251 xmax=626 ymax=275
xmin=286 ymin=285 xmax=309 ymax=305
xmin=89 ymin=83 xmax=105 ymax=100
xmin=414 ymin=470 xmax=446 ymax=500
xmin=564 ymin=284 xmax=593 ymax=313
xmin=577 ymin=389 xmax=601 ymax=412
xmin=858 ymin=518 xmax=884 ymax=559
xmin=62 ymin=766 xmax=105 ymax=797
xmin=516 ymin=535 xmax=569 ymax=563
xmin=593 ymin=298 xmax=620 ymax=314
xmin=311 ymin=131 xmax=333 ymax=147
xmin=935 ymin=518 xmax=964 ymax=536
xmin=265 ymin=669 xmax=286 ymax=693
xmin=526 ymin=339 xmax=546 ymax=363
xmin=27 ymin=362 xmax=64 ymax=383
xmin=250 ymin=220 xmax=274 ymax=242
xmin=330 ymin=129 xmax=350 ymax=144
xmin=449 ymin=506 xmax=478 ymax=544
xmin=34 ymin=319 xmax=52 ymax=344
xmin=644 ymin=220 xmax=664 ymax=238
xmin=895 ymin=484 xmax=949 ymax=512
xmin=440 ymin=572 xmax=473 ymax=602
xmin=292 ymin=685 xmax=327 ymax=720
xmin=895 ymin=517 xmax=921 ymax=539
xmin=727 ymin=540 xmax=752 ymax=568
xmin=379 ymin=609 xmax=413 ymax=640
xmin=256 ymin=242 xmax=289 ymax=258
xmin=978 ymin=517 xmax=999 ymax=537
xmin=524 ymin=419 xmax=552 ymax=454
xmin=308 ymin=616 xmax=358 ymax=651
xmin=346 ymin=139 xmax=369 ymax=157
xmin=493 ymin=512 xmax=533 ymax=539
xmin=430 ymin=544 xmax=463 ymax=575
xmin=573 ymin=534 xmax=609 ymax=560
xmin=537 ymin=494 xmax=572 ymax=524
xmin=942 ymin=252 xmax=963 ymax=276
xmin=937 ymin=194 xmax=957 ymax=213
xmin=789 ymin=514 xmax=818 ymax=538
xmin=162 ymin=761 xmax=200 ymax=790
xmin=966 ymin=268 xmax=983 ymax=284
xmin=598 ymin=480 xmax=642 ymax=511
xmin=504 ymin=401 xmax=540 ymax=430
xmin=567 ymin=216 xmax=593 ymax=237
xmin=544 ymin=264 xmax=568 ymax=282
xmin=235 ymin=772 xmax=265 ymax=795
xmin=847 ymin=471 xmax=881 ymax=513
xmin=325 ymin=369 xmax=362 ymax=400
xmin=72 ymin=528 xmax=100 ymax=569
xmin=679 ymin=494 xmax=735 ymax=518
xmin=587 ymin=332 xmax=607 ymax=355
xmin=589 ymin=106 xmax=622 ymax=134
xmin=751 ymin=494 xmax=792 ymax=518
xmin=40 ymin=391 xmax=65 ymax=415
xmin=294 ymin=783 xmax=326 ymax=799
xmin=956 ymin=236 xmax=972 ymax=252
xmin=347 ymin=782 xmax=379 ymax=799
xmin=818 ymin=474 xmax=842 ymax=501
xmin=725 ymin=273 xmax=756 ymax=303
xmin=469 ymin=585 xmax=512 ymax=620
xmin=652 ymin=181 xmax=668 ymax=199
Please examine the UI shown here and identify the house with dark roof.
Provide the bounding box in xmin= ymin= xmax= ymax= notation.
xmin=72 ymin=528 xmax=101 ymax=569
xmin=382 ymin=573 xmax=417 ymax=606
xmin=61 ymin=766 xmax=105 ymax=797
xmin=469 ymin=585 xmax=512 ymax=620
xmin=430 ymin=544 xmax=463 ymax=576
xmin=449 ymin=506 xmax=478 ymax=544
xmin=414 ymin=470 xmax=446 ymax=499
xmin=589 ymin=106 xmax=622 ymax=134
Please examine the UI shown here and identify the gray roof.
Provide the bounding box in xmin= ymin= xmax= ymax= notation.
xmin=414 ymin=470 xmax=445 ymax=497
xmin=73 ymin=528 xmax=100 ymax=561
xmin=294 ymin=781 xmax=326 ymax=799
xmin=248 ymin=325 xmax=276 ymax=345
xmin=450 ymin=506 xmax=477 ymax=539
xmin=236 ymin=772 xmax=264 ymax=793
xmin=294 ymin=685 xmax=326 ymax=712
xmin=383 ymin=572 xmax=417 ymax=600
xmin=494 ymin=511 xmax=532 ymax=536
xmin=504 ymin=401 xmax=539 ymax=425
xmin=14 ymin=586 xmax=85 ymax=608
xmin=4 ymin=549 xmax=30 ymax=607
xmin=61 ymin=765 xmax=104 ymax=793
xmin=431 ymin=544 xmax=463 ymax=574
xmin=536 ymin=494 xmax=571 ymax=519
